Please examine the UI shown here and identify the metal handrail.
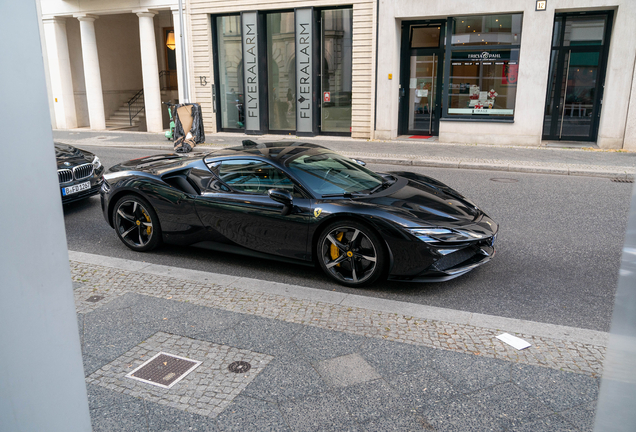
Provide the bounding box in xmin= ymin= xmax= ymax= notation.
xmin=127 ymin=89 xmax=144 ymax=126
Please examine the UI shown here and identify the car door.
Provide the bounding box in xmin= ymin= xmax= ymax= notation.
xmin=194 ymin=158 xmax=312 ymax=261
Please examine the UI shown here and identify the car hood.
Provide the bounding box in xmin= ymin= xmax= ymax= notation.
xmin=366 ymin=171 xmax=491 ymax=229
xmin=55 ymin=143 xmax=93 ymax=167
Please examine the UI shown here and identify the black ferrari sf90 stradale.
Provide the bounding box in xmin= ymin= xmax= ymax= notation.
xmin=100 ymin=141 xmax=497 ymax=287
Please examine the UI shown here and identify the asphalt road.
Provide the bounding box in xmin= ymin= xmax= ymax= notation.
xmin=63 ymin=145 xmax=633 ymax=332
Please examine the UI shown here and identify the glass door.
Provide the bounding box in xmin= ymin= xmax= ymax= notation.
xmin=542 ymin=13 xmax=612 ymax=142
xmin=399 ymin=22 xmax=445 ymax=136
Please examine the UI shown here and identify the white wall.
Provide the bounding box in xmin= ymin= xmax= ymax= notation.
xmin=375 ymin=0 xmax=636 ymax=148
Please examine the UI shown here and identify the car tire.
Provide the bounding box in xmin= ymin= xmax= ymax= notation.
xmin=316 ymin=220 xmax=385 ymax=287
xmin=112 ymin=195 xmax=162 ymax=252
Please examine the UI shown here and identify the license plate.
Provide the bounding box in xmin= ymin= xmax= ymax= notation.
xmin=62 ymin=181 xmax=91 ymax=196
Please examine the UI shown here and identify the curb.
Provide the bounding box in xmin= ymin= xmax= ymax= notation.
xmin=69 ymin=141 xmax=635 ymax=179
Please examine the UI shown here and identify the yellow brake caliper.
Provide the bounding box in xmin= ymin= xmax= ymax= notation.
xmin=330 ymin=232 xmax=344 ymax=266
xmin=141 ymin=209 xmax=152 ymax=235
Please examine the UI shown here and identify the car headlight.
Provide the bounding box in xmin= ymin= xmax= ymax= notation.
xmin=92 ymin=156 xmax=102 ymax=170
xmin=407 ymin=227 xmax=489 ymax=243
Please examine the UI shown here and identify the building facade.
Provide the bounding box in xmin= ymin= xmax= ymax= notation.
xmin=40 ymin=0 xmax=636 ymax=149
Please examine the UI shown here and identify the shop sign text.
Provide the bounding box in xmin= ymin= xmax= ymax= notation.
xmin=241 ymin=12 xmax=260 ymax=131
xmin=295 ymin=8 xmax=313 ymax=133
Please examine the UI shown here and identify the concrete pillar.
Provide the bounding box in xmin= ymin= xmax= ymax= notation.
xmin=76 ymin=14 xmax=106 ymax=130
xmin=136 ymin=10 xmax=163 ymax=132
xmin=42 ymin=17 xmax=77 ymax=129
xmin=2 ymin=1 xmax=91 ymax=430
xmin=172 ymin=7 xmax=185 ymax=103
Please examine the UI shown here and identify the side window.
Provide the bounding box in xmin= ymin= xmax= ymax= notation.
xmin=218 ymin=159 xmax=300 ymax=196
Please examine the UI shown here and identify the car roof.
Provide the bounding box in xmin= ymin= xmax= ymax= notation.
xmin=203 ymin=141 xmax=331 ymax=166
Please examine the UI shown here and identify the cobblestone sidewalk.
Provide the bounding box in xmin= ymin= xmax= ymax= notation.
xmin=71 ymin=261 xmax=605 ymax=377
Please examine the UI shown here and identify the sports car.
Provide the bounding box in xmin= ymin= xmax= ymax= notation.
xmin=56 ymin=143 xmax=104 ymax=204
xmin=100 ymin=141 xmax=497 ymax=287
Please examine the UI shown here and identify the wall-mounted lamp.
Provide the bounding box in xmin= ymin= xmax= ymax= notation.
xmin=166 ymin=30 xmax=175 ymax=50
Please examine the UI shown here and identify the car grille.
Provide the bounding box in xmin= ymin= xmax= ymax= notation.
xmin=73 ymin=163 xmax=94 ymax=180
xmin=58 ymin=169 xmax=73 ymax=183
xmin=57 ymin=163 xmax=94 ymax=184
xmin=432 ymin=247 xmax=477 ymax=272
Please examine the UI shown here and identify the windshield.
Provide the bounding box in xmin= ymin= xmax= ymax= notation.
xmin=286 ymin=151 xmax=384 ymax=196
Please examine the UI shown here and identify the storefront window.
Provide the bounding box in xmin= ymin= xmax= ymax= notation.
xmin=446 ymin=14 xmax=522 ymax=119
xmin=321 ymin=8 xmax=353 ymax=133
xmin=216 ymin=16 xmax=244 ymax=130
xmin=267 ymin=12 xmax=296 ymax=131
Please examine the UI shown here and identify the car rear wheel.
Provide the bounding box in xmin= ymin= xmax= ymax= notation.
xmin=113 ymin=195 xmax=161 ymax=252
xmin=317 ymin=221 xmax=385 ymax=287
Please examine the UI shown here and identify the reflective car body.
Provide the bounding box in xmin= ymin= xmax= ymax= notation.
xmin=56 ymin=143 xmax=104 ymax=204
xmin=101 ymin=142 xmax=498 ymax=283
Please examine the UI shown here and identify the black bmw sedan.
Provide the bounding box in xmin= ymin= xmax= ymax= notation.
xmin=100 ymin=141 xmax=497 ymax=287
xmin=56 ymin=143 xmax=104 ymax=204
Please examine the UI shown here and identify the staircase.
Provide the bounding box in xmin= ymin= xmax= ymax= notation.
xmin=106 ymin=91 xmax=145 ymax=131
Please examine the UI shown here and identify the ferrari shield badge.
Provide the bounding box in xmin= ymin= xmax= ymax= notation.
xmin=314 ymin=208 xmax=322 ymax=218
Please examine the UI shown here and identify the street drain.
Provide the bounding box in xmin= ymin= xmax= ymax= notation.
xmin=490 ymin=178 xmax=518 ymax=183
xmin=85 ymin=295 xmax=104 ymax=303
xmin=611 ymin=177 xmax=634 ymax=183
xmin=228 ymin=361 xmax=251 ymax=373
xmin=126 ymin=352 xmax=201 ymax=389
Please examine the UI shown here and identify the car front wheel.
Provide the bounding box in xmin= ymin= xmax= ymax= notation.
xmin=317 ymin=221 xmax=385 ymax=287
xmin=113 ymin=195 xmax=161 ymax=252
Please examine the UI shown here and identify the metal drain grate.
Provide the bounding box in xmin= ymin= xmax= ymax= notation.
xmin=228 ymin=361 xmax=251 ymax=373
xmin=85 ymin=295 xmax=104 ymax=303
xmin=126 ymin=352 xmax=201 ymax=389
xmin=611 ymin=177 xmax=634 ymax=183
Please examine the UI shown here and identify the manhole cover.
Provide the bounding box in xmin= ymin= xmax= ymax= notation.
xmin=490 ymin=178 xmax=519 ymax=183
xmin=228 ymin=361 xmax=251 ymax=373
xmin=126 ymin=352 xmax=201 ymax=389
xmin=85 ymin=295 xmax=104 ymax=303
xmin=611 ymin=177 xmax=634 ymax=183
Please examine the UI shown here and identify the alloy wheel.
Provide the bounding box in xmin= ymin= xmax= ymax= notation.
xmin=320 ymin=226 xmax=378 ymax=284
xmin=115 ymin=200 xmax=155 ymax=249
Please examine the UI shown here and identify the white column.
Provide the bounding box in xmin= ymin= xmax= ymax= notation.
xmin=42 ymin=18 xmax=77 ymax=129
xmin=171 ymin=7 xmax=185 ymax=102
xmin=76 ymin=14 xmax=106 ymax=130
xmin=136 ymin=11 xmax=163 ymax=132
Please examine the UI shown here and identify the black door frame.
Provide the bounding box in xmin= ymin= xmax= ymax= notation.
xmin=398 ymin=20 xmax=446 ymax=136
xmin=542 ymin=11 xmax=614 ymax=142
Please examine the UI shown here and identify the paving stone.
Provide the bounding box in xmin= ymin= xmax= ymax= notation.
xmin=232 ymin=314 xmax=304 ymax=353
xmin=145 ymin=399 xmax=219 ymax=431
xmin=216 ymin=395 xmax=291 ymax=432
xmin=360 ymin=412 xmax=434 ymax=431
xmin=420 ymin=393 xmax=501 ymax=432
xmin=86 ymin=332 xmax=273 ymax=419
xmin=335 ymin=380 xmax=408 ymax=422
xmin=316 ymin=353 xmax=382 ymax=388
xmin=386 ymin=368 xmax=458 ymax=411
xmin=293 ymin=325 xmax=367 ymax=363
xmin=512 ymin=363 xmax=599 ymax=412
xmin=559 ymin=400 xmax=597 ymax=432
xmin=71 ymin=261 xmax=606 ymax=378
xmin=89 ymin=391 xmax=147 ymax=432
xmin=431 ymin=349 xmax=512 ymax=394
xmin=511 ymin=414 xmax=580 ymax=432
xmin=279 ymin=391 xmax=361 ymax=432
xmin=359 ymin=338 xmax=434 ymax=377
xmin=241 ymin=355 xmax=329 ymax=403
xmin=471 ymin=382 xmax=553 ymax=429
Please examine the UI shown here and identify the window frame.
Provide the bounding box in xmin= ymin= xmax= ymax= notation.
xmin=441 ymin=13 xmax=523 ymax=123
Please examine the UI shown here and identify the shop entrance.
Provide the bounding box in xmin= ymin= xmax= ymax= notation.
xmin=399 ymin=22 xmax=445 ymax=136
xmin=542 ymin=12 xmax=613 ymax=142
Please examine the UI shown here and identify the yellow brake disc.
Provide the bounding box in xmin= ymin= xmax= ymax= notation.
xmin=330 ymin=232 xmax=344 ymax=266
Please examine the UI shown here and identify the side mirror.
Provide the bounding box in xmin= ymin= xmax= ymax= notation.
xmin=352 ymin=158 xmax=366 ymax=167
xmin=268 ymin=189 xmax=293 ymax=216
